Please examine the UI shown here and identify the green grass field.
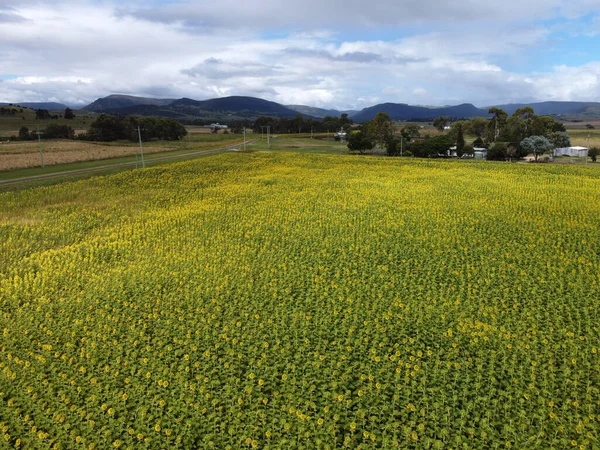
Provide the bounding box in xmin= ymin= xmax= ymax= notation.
xmin=565 ymin=127 xmax=600 ymax=148
xmin=249 ymin=134 xmax=348 ymax=154
xmin=0 ymin=107 xmax=95 ymax=136
xmin=1 ymin=154 xmax=599 ymax=449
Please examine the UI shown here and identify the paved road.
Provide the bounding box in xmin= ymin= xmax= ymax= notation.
xmin=0 ymin=141 xmax=255 ymax=187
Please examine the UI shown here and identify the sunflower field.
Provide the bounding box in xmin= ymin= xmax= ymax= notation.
xmin=1 ymin=153 xmax=599 ymax=449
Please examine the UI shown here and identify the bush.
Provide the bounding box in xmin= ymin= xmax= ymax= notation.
xmin=43 ymin=123 xmax=75 ymax=140
xmin=487 ymin=143 xmax=507 ymax=161
xmin=18 ymin=126 xmax=31 ymax=141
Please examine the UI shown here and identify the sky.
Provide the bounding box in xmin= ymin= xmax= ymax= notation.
xmin=2 ymin=0 xmax=600 ymax=110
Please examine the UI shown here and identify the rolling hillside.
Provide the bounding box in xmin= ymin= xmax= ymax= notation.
xmin=75 ymin=94 xmax=600 ymax=123
xmin=94 ymin=96 xmax=314 ymax=121
xmin=352 ymin=103 xmax=487 ymax=122
xmin=82 ymin=95 xmax=176 ymax=112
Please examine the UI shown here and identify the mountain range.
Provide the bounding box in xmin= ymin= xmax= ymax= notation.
xmin=0 ymin=102 xmax=71 ymax=110
xmin=8 ymin=95 xmax=600 ymax=122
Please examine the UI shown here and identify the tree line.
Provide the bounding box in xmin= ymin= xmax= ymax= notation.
xmin=16 ymin=114 xmax=187 ymax=142
xmin=248 ymin=114 xmax=354 ymax=134
xmin=81 ymin=115 xmax=187 ymax=142
xmin=347 ymin=107 xmax=574 ymax=161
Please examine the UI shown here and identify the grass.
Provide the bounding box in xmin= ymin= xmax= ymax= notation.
xmin=565 ymin=127 xmax=600 ymax=148
xmin=0 ymin=107 xmax=95 ymax=136
xmin=0 ymin=132 xmax=246 ymax=171
xmin=248 ymin=134 xmax=350 ymax=155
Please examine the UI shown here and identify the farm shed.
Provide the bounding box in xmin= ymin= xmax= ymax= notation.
xmin=554 ymin=146 xmax=588 ymax=157
xmin=449 ymin=146 xmax=487 ymax=158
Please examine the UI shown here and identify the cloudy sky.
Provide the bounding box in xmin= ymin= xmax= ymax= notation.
xmin=1 ymin=0 xmax=600 ymax=110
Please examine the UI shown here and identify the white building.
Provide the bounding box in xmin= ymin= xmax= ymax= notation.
xmin=448 ymin=146 xmax=487 ymax=158
xmin=554 ymin=146 xmax=588 ymax=157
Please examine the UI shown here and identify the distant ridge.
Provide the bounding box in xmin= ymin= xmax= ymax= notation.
xmin=74 ymin=94 xmax=600 ymax=122
xmin=286 ymin=105 xmax=341 ymax=118
xmin=489 ymin=101 xmax=600 ymax=117
xmin=81 ymin=95 xmax=176 ymax=112
xmin=90 ymin=95 xmax=315 ymax=120
xmin=352 ymin=103 xmax=487 ymax=122
xmin=0 ymin=102 xmax=69 ymax=110
xmin=173 ymin=96 xmax=305 ymax=117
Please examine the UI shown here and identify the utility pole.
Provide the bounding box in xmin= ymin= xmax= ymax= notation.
xmin=137 ymin=125 xmax=146 ymax=168
xmin=187 ymin=131 xmax=191 ymax=149
xmin=243 ymin=127 xmax=246 ymax=151
xmin=267 ymin=126 xmax=271 ymax=150
xmin=401 ymin=137 xmax=403 ymax=157
xmin=587 ymin=133 xmax=590 ymax=165
xmin=35 ymin=128 xmax=44 ymax=168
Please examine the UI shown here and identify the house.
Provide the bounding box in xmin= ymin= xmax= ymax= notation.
xmin=554 ymin=146 xmax=588 ymax=157
xmin=473 ymin=148 xmax=487 ymax=160
xmin=448 ymin=146 xmax=487 ymax=159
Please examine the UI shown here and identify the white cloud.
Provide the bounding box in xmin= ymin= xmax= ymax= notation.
xmin=1 ymin=1 xmax=600 ymax=109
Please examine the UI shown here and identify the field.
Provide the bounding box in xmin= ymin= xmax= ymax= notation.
xmin=0 ymin=108 xmax=94 ymax=137
xmin=565 ymin=127 xmax=600 ymax=149
xmin=0 ymin=133 xmax=244 ymax=171
xmin=1 ymin=153 xmax=599 ymax=449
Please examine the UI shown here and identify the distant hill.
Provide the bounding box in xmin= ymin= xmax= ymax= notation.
xmin=285 ymin=105 xmax=360 ymax=118
xmin=82 ymin=95 xmax=176 ymax=112
xmin=286 ymin=105 xmax=343 ymax=118
xmin=101 ymin=96 xmax=314 ymax=121
xmin=490 ymin=101 xmax=600 ymax=117
xmin=0 ymin=102 xmax=69 ymax=110
xmin=352 ymin=103 xmax=486 ymax=122
xmin=76 ymin=94 xmax=600 ymax=123
xmin=174 ymin=96 xmax=306 ymax=118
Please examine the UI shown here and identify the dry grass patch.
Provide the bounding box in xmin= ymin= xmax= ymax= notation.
xmin=0 ymin=140 xmax=170 ymax=170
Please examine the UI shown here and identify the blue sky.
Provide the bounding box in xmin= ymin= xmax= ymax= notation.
xmin=1 ymin=0 xmax=600 ymax=109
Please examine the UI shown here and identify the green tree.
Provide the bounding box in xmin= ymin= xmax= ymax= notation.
xmin=472 ymin=137 xmax=485 ymax=148
xmin=368 ymin=112 xmax=393 ymax=151
xmin=521 ymin=135 xmax=553 ymax=162
xmin=400 ymin=124 xmax=421 ymax=140
xmin=64 ymin=107 xmax=75 ymax=120
xmin=487 ymin=107 xmax=508 ymax=142
xmin=503 ymin=116 xmax=527 ymax=143
xmin=18 ymin=126 xmax=31 ymax=140
xmin=408 ymin=134 xmax=453 ymax=158
xmin=530 ymin=115 xmax=556 ymax=137
xmin=340 ymin=113 xmax=353 ymax=126
xmin=548 ymin=131 xmax=571 ymax=149
xmin=588 ymin=147 xmax=598 ymax=162
xmin=487 ymin=142 xmax=508 ymax=161
xmin=291 ymin=114 xmax=304 ymax=133
xmin=43 ymin=123 xmax=75 ymax=139
xmin=433 ymin=116 xmax=449 ymax=133
xmin=87 ymin=114 xmax=127 ymax=141
xmin=465 ymin=117 xmax=488 ymax=138
xmin=35 ymin=109 xmax=51 ymax=120
xmin=253 ymin=116 xmax=275 ymax=134
xmin=513 ymin=106 xmax=535 ymax=120
xmin=347 ymin=131 xmax=373 ymax=154
xmin=386 ymin=138 xmax=404 ymax=156
xmin=455 ymin=122 xmax=465 ymax=155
